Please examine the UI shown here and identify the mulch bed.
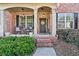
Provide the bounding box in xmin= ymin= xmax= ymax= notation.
xmin=53 ymin=39 xmax=79 ymax=56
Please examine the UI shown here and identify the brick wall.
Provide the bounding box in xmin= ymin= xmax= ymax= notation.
xmin=5 ymin=11 xmax=13 ymax=34
xmin=56 ymin=3 xmax=79 ymax=13
xmin=8 ymin=11 xmax=33 ymax=34
xmin=56 ymin=3 xmax=79 ymax=29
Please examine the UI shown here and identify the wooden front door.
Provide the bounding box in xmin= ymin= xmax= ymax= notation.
xmin=39 ymin=18 xmax=47 ymax=33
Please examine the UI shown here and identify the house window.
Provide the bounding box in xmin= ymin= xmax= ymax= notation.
xmin=57 ymin=13 xmax=65 ymax=29
xmin=57 ymin=13 xmax=75 ymax=29
xmin=66 ymin=13 xmax=74 ymax=29
xmin=16 ymin=15 xmax=34 ymax=31
xmin=19 ymin=15 xmax=26 ymax=27
xmin=27 ymin=16 xmax=34 ymax=30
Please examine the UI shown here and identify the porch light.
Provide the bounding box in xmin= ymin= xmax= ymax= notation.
xmin=21 ymin=8 xmax=24 ymax=10
xmin=42 ymin=13 xmax=45 ymax=17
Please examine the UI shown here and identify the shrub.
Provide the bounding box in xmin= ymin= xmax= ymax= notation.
xmin=57 ymin=29 xmax=79 ymax=46
xmin=0 ymin=36 xmax=36 ymax=56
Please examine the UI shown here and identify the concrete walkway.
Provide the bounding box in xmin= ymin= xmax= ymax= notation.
xmin=33 ymin=47 xmax=56 ymax=56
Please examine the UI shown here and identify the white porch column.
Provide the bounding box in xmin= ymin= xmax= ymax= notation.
xmin=34 ymin=8 xmax=37 ymax=35
xmin=0 ymin=10 xmax=5 ymax=36
xmin=52 ymin=9 xmax=56 ymax=36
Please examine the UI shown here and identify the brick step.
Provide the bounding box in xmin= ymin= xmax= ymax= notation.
xmin=34 ymin=35 xmax=58 ymax=47
xmin=36 ymin=39 xmax=52 ymax=43
xmin=36 ymin=39 xmax=53 ymax=47
xmin=36 ymin=43 xmax=53 ymax=47
xmin=34 ymin=35 xmax=54 ymax=39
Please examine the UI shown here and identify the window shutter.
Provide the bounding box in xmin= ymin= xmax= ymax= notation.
xmin=74 ymin=13 xmax=78 ymax=29
xmin=16 ymin=15 xmax=19 ymax=27
xmin=56 ymin=13 xmax=58 ymax=29
xmin=32 ymin=15 xmax=34 ymax=29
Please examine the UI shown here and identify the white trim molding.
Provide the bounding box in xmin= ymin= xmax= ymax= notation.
xmin=0 ymin=10 xmax=5 ymax=36
xmin=52 ymin=9 xmax=56 ymax=36
xmin=34 ymin=8 xmax=38 ymax=35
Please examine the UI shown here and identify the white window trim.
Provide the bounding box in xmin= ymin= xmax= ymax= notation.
xmin=25 ymin=16 xmax=27 ymax=29
xmin=57 ymin=13 xmax=75 ymax=29
xmin=65 ymin=13 xmax=66 ymax=29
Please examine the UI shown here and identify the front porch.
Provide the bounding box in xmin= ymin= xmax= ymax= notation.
xmin=0 ymin=4 xmax=57 ymax=37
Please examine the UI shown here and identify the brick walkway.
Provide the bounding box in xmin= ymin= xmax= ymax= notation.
xmin=33 ymin=47 xmax=56 ymax=56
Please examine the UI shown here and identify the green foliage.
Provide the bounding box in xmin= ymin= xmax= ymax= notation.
xmin=57 ymin=29 xmax=79 ymax=46
xmin=0 ymin=36 xmax=36 ymax=56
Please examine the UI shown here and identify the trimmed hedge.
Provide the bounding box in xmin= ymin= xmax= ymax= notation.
xmin=57 ymin=29 xmax=79 ymax=46
xmin=0 ymin=36 xmax=36 ymax=56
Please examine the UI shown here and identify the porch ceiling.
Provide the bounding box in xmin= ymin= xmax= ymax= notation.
xmin=5 ymin=7 xmax=34 ymax=12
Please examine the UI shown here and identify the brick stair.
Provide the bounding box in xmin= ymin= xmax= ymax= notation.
xmin=34 ymin=35 xmax=57 ymax=47
xmin=36 ymin=39 xmax=53 ymax=47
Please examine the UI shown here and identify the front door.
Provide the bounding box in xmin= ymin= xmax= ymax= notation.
xmin=39 ymin=18 xmax=47 ymax=33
